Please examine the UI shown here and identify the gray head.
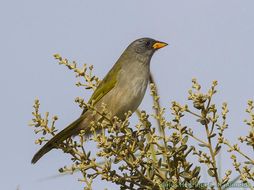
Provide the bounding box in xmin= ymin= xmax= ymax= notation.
xmin=126 ymin=37 xmax=168 ymax=59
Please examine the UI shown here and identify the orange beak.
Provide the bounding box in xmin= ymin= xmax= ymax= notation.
xmin=152 ymin=41 xmax=168 ymax=49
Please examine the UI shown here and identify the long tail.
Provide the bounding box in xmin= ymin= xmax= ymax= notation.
xmin=31 ymin=115 xmax=85 ymax=164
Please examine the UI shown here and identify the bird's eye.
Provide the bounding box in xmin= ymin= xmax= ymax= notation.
xmin=145 ymin=41 xmax=151 ymax=47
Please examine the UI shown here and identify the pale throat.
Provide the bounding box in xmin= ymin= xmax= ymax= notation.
xmin=119 ymin=57 xmax=150 ymax=97
xmin=136 ymin=53 xmax=152 ymax=64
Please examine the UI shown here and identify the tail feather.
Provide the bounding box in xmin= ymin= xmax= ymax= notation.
xmin=31 ymin=115 xmax=85 ymax=164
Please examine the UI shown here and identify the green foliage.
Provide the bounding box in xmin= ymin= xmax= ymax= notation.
xmin=29 ymin=55 xmax=254 ymax=190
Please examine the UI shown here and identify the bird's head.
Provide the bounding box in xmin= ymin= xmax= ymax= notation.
xmin=127 ymin=38 xmax=168 ymax=59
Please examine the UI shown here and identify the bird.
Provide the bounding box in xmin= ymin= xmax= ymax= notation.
xmin=31 ymin=37 xmax=168 ymax=164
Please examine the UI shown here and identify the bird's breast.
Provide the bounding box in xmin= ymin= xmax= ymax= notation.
xmin=96 ymin=60 xmax=150 ymax=120
xmin=108 ymin=63 xmax=149 ymax=119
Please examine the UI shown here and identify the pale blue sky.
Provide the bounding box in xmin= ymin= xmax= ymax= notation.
xmin=1 ymin=0 xmax=254 ymax=189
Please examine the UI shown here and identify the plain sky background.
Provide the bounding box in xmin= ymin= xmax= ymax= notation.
xmin=1 ymin=0 xmax=254 ymax=189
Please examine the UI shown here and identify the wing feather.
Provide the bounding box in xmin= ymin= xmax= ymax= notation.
xmin=81 ymin=62 xmax=122 ymax=115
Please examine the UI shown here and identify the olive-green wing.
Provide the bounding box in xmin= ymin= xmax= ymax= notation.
xmin=81 ymin=62 xmax=122 ymax=115
xmin=32 ymin=63 xmax=122 ymax=163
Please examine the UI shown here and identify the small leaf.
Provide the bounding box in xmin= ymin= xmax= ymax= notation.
xmin=209 ymin=133 xmax=216 ymax=138
xmin=198 ymin=143 xmax=208 ymax=148
xmin=180 ymin=172 xmax=193 ymax=180
xmin=178 ymin=145 xmax=188 ymax=153
xmin=180 ymin=126 xmax=187 ymax=133
xmin=208 ymin=168 xmax=215 ymax=177
xmin=158 ymin=158 xmax=162 ymax=167
xmin=221 ymin=178 xmax=229 ymax=186
xmin=192 ymin=166 xmax=201 ymax=177
xmin=58 ymin=168 xmax=64 ymax=173
xmin=214 ymin=145 xmax=221 ymax=156
xmin=186 ymin=163 xmax=193 ymax=171
xmin=244 ymin=161 xmax=253 ymax=165
xmin=182 ymin=136 xmax=189 ymax=144
xmin=87 ymin=151 xmax=91 ymax=158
